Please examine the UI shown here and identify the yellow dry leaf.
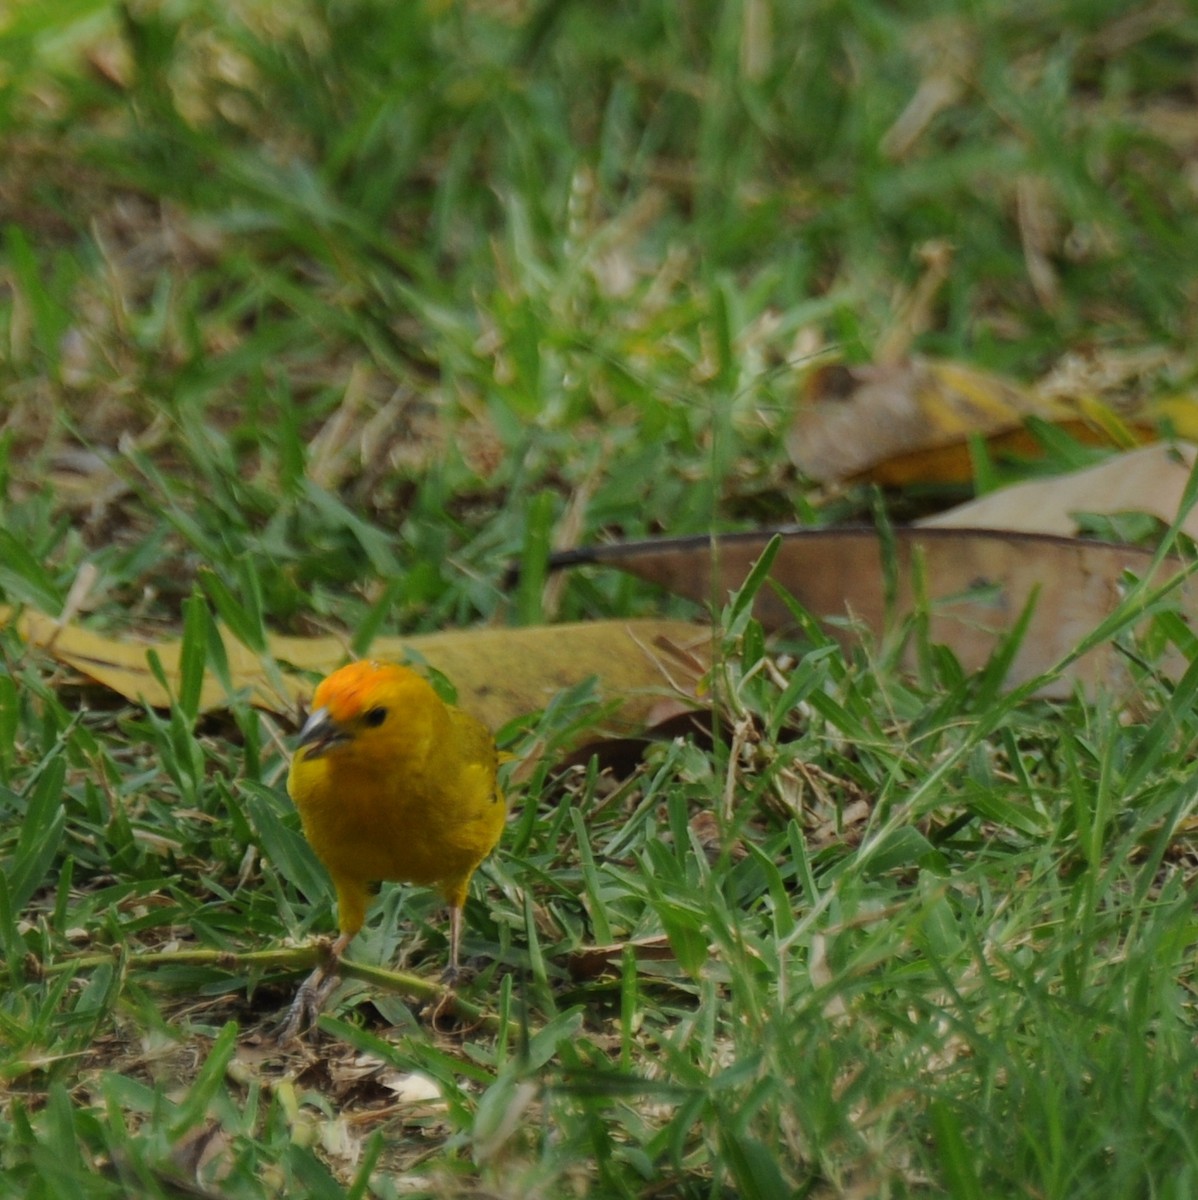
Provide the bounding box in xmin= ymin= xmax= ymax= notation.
xmin=15 ymin=608 xmax=302 ymax=712
xmin=1149 ymin=395 xmax=1198 ymax=443
xmin=8 ymin=609 xmax=709 ymax=734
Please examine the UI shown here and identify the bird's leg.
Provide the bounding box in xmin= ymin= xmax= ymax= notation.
xmin=275 ymin=932 xmax=351 ymax=1042
xmin=441 ymin=905 xmax=462 ymax=986
xmin=428 ymin=906 xmax=465 ymax=1028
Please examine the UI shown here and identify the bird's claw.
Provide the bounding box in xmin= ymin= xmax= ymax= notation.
xmin=274 ymin=967 xmax=341 ymax=1043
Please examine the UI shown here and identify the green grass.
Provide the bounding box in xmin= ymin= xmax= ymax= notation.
xmin=4 ymin=0 xmax=1198 ymax=1196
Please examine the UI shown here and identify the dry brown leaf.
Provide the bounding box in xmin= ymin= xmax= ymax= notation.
xmin=555 ymin=528 xmax=1194 ymax=697
xmin=922 ymin=442 xmax=1198 ymax=538
xmin=566 ymin=936 xmax=676 ymax=981
xmin=7 ymin=610 xmax=709 ymax=735
xmin=552 ymin=707 xmax=715 ymax=780
xmin=788 ymin=358 xmax=1145 ymax=486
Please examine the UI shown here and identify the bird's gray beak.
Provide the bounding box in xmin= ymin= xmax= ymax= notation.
xmin=295 ymin=706 xmax=351 ymax=759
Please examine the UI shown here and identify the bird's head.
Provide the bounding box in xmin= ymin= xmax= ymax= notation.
xmin=294 ymin=660 xmax=439 ymax=762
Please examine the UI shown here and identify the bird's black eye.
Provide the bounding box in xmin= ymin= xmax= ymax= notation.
xmin=363 ymin=706 xmax=388 ymax=727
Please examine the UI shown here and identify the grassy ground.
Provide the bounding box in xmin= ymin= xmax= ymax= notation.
xmin=4 ymin=1 xmax=1198 ymax=1196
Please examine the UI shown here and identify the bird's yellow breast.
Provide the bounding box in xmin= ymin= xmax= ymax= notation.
xmin=287 ymin=664 xmax=506 ymax=902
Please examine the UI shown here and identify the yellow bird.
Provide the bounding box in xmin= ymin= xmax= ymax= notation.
xmin=281 ymin=659 xmax=506 ymax=1034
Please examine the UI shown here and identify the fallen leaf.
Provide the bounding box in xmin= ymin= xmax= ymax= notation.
xmin=169 ymin=1121 xmax=230 ymax=1182
xmin=552 ymin=707 xmax=715 ymax=780
xmin=567 ymin=936 xmax=676 ymax=981
xmin=6 ymin=609 xmax=709 ymax=735
xmin=921 ymin=441 xmax=1198 ymax=538
xmin=788 ymin=358 xmax=1145 ymax=486
xmin=1148 ymin=394 xmax=1198 ymax=442
xmin=377 ymin=1070 xmax=444 ymax=1106
xmin=13 ymin=607 xmax=301 ymax=712
xmin=552 ymin=528 xmax=1194 ymax=697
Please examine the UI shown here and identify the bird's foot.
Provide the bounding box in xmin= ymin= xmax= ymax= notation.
xmin=274 ymin=965 xmax=341 ymax=1043
xmin=430 ymin=961 xmax=473 ymax=1029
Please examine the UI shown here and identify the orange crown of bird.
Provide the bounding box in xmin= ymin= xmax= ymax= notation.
xmin=311 ymin=660 xmax=418 ymax=720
